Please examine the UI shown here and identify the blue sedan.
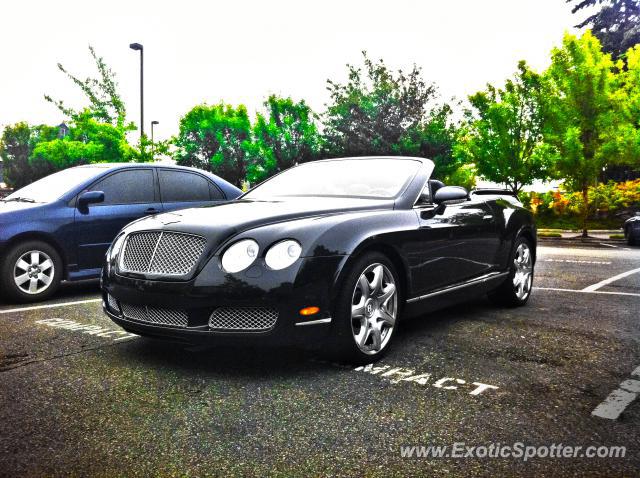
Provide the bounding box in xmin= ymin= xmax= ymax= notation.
xmin=0 ymin=163 xmax=241 ymax=302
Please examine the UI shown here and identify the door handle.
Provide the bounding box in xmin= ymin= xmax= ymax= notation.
xmin=144 ymin=208 xmax=160 ymax=215
xmin=483 ymin=214 xmax=493 ymax=221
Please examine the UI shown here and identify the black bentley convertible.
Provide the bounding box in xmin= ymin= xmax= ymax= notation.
xmin=102 ymin=157 xmax=536 ymax=363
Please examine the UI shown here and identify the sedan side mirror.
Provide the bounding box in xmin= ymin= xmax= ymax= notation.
xmin=434 ymin=186 xmax=468 ymax=204
xmin=78 ymin=191 xmax=105 ymax=208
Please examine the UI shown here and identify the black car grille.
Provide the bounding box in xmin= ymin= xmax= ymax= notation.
xmin=120 ymin=231 xmax=207 ymax=276
xmin=208 ymin=307 xmax=278 ymax=331
xmin=120 ymin=302 xmax=189 ymax=328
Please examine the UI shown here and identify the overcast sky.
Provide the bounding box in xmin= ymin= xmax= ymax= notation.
xmin=1 ymin=0 xmax=588 ymax=142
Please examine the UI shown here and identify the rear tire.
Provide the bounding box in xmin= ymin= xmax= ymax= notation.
xmin=488 ymin=236 xmax=534 ymax=307
xmin=326 ymin=252 xmax=401 ymax=365
xmin=0 ymin=240 xmax=62 ymax=303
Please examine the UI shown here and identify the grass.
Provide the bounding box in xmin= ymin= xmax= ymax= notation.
xmin=609 ymin=234 xmax=625 ymax=239
xmin=538 ymin=232 xmax=563 ymax=238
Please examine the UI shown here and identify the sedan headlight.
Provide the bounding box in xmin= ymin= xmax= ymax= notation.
xmin=265 ymin=240 xmax=302 ymax=270
xmin=221 ymin=239 xmax=259 ymax=273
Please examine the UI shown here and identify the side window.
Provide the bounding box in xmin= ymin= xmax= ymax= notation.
xmin=89 ymin=169 xmax=154 ymax=205
xmin=209 ymin=182 xmax=225 ymax=200
xmin=159 ymin=170 xmax=211 ymax=203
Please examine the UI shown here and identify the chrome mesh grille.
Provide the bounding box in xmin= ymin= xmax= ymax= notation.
xmin=209 ymin=307 xmax=278 ymax=331
xmin=107 ymin=293 xmax=120 ymax=313
xmin=121 ymin=232 xmax=161 ymax=272
xmin=120 ymin=231 xmax=206 ymax=276
xmin=121 ymin=303 xmax=188 ymax=328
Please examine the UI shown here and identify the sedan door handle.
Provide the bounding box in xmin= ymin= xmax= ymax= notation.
xmin=483 ymin=214 xmax=493 ymax=221
xmin=144 ymin=208 xmax=160 ymax=215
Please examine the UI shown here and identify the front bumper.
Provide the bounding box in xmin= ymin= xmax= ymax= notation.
xmin=101 ymin=254 xmax=348 ymax=347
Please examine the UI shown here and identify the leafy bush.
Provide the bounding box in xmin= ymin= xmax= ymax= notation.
xmin=520 ymin=179 xmax=640 ymax=229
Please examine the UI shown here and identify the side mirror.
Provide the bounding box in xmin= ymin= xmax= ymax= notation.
xmin=434 ymin=186 xmax=468 ymax=204
xmin=78 ymin=191 xmax=105 ymax=208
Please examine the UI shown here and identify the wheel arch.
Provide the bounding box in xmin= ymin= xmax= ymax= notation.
xmin=515 ymin=226 xmax=537 ymax=265
xmin=332 ymin=241 xmax=410 ymax=307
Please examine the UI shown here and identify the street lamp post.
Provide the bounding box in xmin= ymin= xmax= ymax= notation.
xmin=151 ymin=120 xmax=159 ymax=160
xmin=129 ymin=43 xmax=144 ymax=141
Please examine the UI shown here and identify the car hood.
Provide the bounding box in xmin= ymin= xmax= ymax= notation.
xmin=122 ymin=197 xmax=394 ymax=251
xmin=0 ymin=200 xmax=47 ymax=217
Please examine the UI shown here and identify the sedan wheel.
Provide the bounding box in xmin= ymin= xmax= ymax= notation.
xmin=512 ymin=242 xmax=533 ymax=301
xmin=351 ymin=263 xmax=398 ymax=355
xmin=14 ymin=250 xmax=56 ymax=295
xmin=0 ymin=240 xmax=62 ymax=303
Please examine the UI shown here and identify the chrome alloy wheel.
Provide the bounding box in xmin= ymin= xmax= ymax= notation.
xmin=513 ymin=242 xmax=533 ymax=301
xmin=13 ymin=250 xmax=55 ymax=295
xmin=351 ymin=263 xmax=398 ymax=355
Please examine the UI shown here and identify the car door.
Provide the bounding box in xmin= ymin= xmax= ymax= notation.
xmin=409 ymin=188 xmax=501 ymax=295
xmin=158 ymin=169 xmax=226 ymax=212
xmin=73 ymin=168 xmax=162 ymax=273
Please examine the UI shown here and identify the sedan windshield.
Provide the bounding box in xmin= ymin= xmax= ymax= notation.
xmin=244 ymin=158 xmax=420 ymax=200
xmin=3 ymin=167 xmax=107 ymax=203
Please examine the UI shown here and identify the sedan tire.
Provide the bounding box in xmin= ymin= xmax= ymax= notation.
xmin=488 ymin=236 xmax=534 ymax=307
xmin=0 ymin=240 xmax=62 ymax=303
xmin=328 ymin=252 xmax=400 ymax=365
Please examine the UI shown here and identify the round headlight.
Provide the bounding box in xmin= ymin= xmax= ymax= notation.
xmin=265 ymin=240 xmax=302 ymax=270
xmin=221 ymin=239 xmax=259 ymax=273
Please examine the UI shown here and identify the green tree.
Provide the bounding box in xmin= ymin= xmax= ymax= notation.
xmin=32 ymin=45 xmax=142 ymax=175
xmin=246 ymin=95 xmax=321 ymax=184
xmin=174 ymin=103 xmax=251 ymax=187
xmin=456 ymin=61 xmax=552 ymax=194
xmin=323 ymin=51 xmax=437 ymax=157
xmin=397 ymin=104 xmax=462 ymax=180
xmin=323 ymin=52 xmax=461 ymax=181
xmin=568 ymin=0 xmax=640 ymax=59
xmin=542 ymin=32 xmax=627 ymax=236
xmin=0 ymin=122 xmax=58 ymax=188
xmin=609 ymin=45 xmax=640 ymax=163
xmin=31 ymin=110 xmax=138 ymax=170
xmin=45 ymin=46 xmax=130 ymax=128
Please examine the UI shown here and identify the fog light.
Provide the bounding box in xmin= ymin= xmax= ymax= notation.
xmin=299 ymin=306 xmax=320 ymax=316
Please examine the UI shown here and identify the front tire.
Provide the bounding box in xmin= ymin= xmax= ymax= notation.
xmin=328 ymin=252 xmax=400 ymax=365
xmin=488 ymin=236 xmax=534 ymax=307
xmin=0 ymin=241 xmax=62 ymax=303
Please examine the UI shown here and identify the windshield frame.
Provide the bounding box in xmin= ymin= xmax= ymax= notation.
xmin=241 ymin=157 xmax=424 ymax=202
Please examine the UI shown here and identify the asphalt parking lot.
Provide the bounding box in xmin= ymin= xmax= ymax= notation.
xmin=1 ymin=242 xmax=639 ymax=477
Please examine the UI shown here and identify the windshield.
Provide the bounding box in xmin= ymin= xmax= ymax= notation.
xmin=244 ymin=159 xmax=420 ymax=200
xmin=4 ymin=167 xmax=107 ymax=203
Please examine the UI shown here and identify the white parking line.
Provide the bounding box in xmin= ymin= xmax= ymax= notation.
xmin=543 ymin=259 xmax=612 ymax=265
xmin=534 ymin=287 xmax=640 ymax=298
xmin=582 ymin=267 xmax=640 ymax=292
xmin=0 ymin=298 xmax=102 ymax=315
xmin=592 ymin=366 xmax=640 ymax=420
xmin=592 ymin=389 xmax=638 ymax=420
xmin=36 ymin=318 xmax=138 ymax=342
